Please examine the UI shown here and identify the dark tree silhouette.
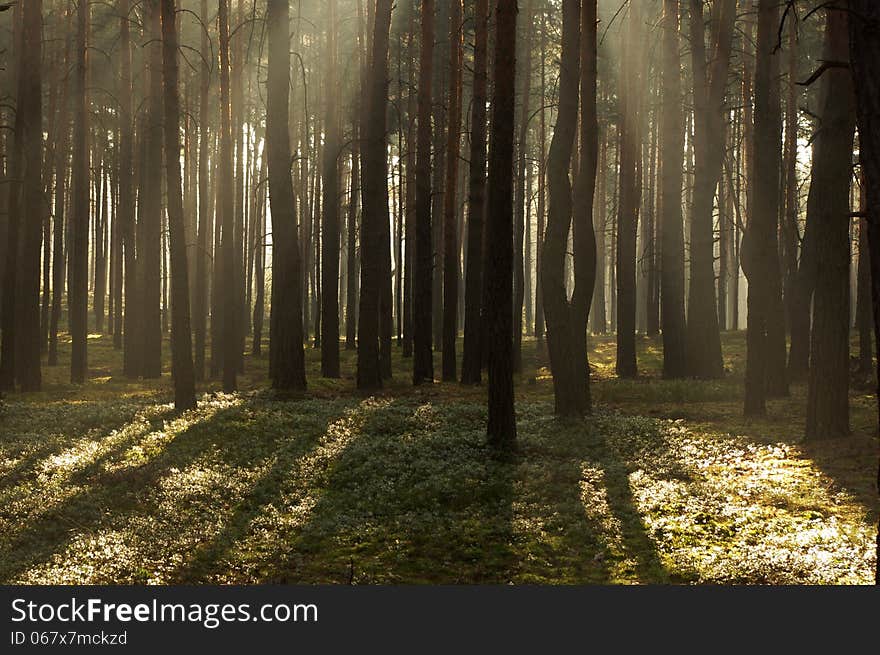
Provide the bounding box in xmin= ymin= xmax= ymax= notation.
xmin=357 ymin=0 xmax=393 ymax=391
xmin=659 ymin=0 xmax=687 ymax=379
xmin=486 ymin=0 xmax=518 ymax=449
xmin=413 ymin=0 xmax=435 ymax=386
xmin=805 ymin=4 xmax=855 ymax=440
xmin=461 ymin=0 xmax=488 ymax=385
xmin=160 ymin=0 xmax=197 ymax=411
xmin=848 ymin=0 xmax=880 ymax=587
xmin=70 ymin=0 xmax=90 ymax=384
xmin=266 ymin=0 xmax=306 ymax=392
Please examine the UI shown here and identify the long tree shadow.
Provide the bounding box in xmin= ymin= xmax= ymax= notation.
xmin=264 ymin=399 xmax=518 ymax=584
xmin=1 ymin=394 xmax=357 ymax=583
xmin=0 ymin=399 xmax=167 ymax=488
xmin=168 ymin=397 xmax=372 ymax=582
xmin=514 ymin=409 xmax=670 ymax=584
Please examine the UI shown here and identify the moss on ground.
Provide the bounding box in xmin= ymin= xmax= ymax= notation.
xmin=0 ymin=330 xmax=876 ymax=584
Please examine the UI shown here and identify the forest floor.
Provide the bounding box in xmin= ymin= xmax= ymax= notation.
xmin=1 ymin=330 xmax=877 ymax=584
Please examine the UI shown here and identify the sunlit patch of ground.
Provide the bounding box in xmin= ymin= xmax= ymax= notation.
xmin=0 ymin=330 xmax=876 ymax=584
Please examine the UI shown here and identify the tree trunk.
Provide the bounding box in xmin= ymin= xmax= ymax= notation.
xmin=346 ymin=129 xmax=360 ymax=351
xmin=513 ymin=0 xmax=534 ymax=374
xmin=160 ymin=0 xmax=197 ymax=410
xmin=615 ymin=4 xmax=641 ymax=379
xmin=266 ymin=0 xmax=306 ymax=391
xmin=743 ymin=0 xmax=785 ymax=415
xmin=218 ymin=0 xmax=238 ymax=392
xmin=413 ymin=0 xmax=435 ymax=385
xmin=685 ymin=0 xmax=736 ymax=379
xmin=193 ymin=0 xmax=210 ymax=381
xmin=321 ymin=0 xmax=341 ymax=378
xmin=9 ymin=0 xmax=42 ymax=391
xmin=442 ymin=0 xmax=463 ymax=381
xmin=856 ymin=210 xmax=873 ymax=378
xmin=535 ymin=7 xmax=547 ymax=344
xmin=69 ymin=0 xmax=90 ymax=384
xmin=660 ymin=0 xmax=687 ymax=378
xmin=542 ymin=0 xmax=597 ymax=416
xmin=357 ymin=0 xmax=393 ymax=391
xmin=49 ymin=21 xmax=72 ymax=368
xmin=461 ymin=0 xmax=489 ymax=385
xmin=140 ymin=1 xmax=164 ymax=379
xmin=848 ymin=0 xmax=880 ymax=586
xmin=486 ymin=0 xmax=518 ymax=450
xmin=782 ymin=15 xmax=801 ymax=379
xmin=805 ymin=4 xmax=855 ymax=440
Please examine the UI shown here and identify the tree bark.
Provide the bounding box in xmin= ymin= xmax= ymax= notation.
xmin=266 ymin=0 xmax=306 ymax=391
xmin=321 ymin=0 xmax=341 ymax=378
xmin=357 ymin=0 xmax=393 ymax=391
xmin=413 ymin=0 xmax=435 ymax=385
xmin=542 ymin=0 xmax=597 ymax=416
xmin=49 ymin=19 xmax=72 ymax=368
xmin=486 ymin=0 xmax=518 ymax=450
xmin=219 ymin=0 xmax=238 ymax=392
xmin=160 ymin=0 xmax=197 ymax=410
xmin=660 ymin=0 xmax=687 ymax=378
xmin=848 ymin=0 xmax=880 ymax=586
xmin=9 ymin=0 xmax=42 ymax=391
xmin=513 ymin=0 xmax=534 ymax=374
xmin=140 ymin=0 xmax=164 ymax=379
xmin=442 ymin=0 xmax=463 ymax=381
xmin=461 ymin=0 xmax=489 ymax=385
xmin=805 ymin=4 xmax=855 ymax=440
xmin=615 ymin=3 xmax=641 ymax=379
xmin=685 ymin=0 xmax=736 ymax=379
xmin=69 ymin=0 xmax=90 ymax=384
xmin=743 ymin=0 xmax=785 ymax=415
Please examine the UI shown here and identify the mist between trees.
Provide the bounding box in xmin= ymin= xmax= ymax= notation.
xmin=0 ymin=0 xmax=878 ymax=583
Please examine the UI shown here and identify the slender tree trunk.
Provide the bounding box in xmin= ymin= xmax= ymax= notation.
xmin=40 ymin=50 xmax=58 ymax=357
xmin=403 ymin=21 xmax=417 ymax=359
xmin=10 ymin=0 xmax=43 ymax=391
xmin=357 ymin=0 xmax=393 ymax=391
xmin=782 ymin=16 xmax=800 ymax=377
xmin=592 ymin=117 xmax=607 ymax=335
xmin=120 ymin=0 xmax=139 ymax=378
xmin=486 ymin=0 xmax=518 ymax=450
xmin=856 ymin=210 xmax=873 ymax=377
xmin=321 ymin=0 xmax=341 ymax=378
xmin=542 ymin=0 xmax=596 ymax=416
xmin=414 ymin=0 xmax=435 ymax=385
xmin=160 ymin=0 xmax=196 ymax=410
xmin=432 ymin=0 xmax=448 ymax=352
xmin=266 ymin=0 xmax=306 ymax=391
xmin=140 ymin=1 xmax=164 ymax=379
xmin=534 ymin=7 xmax=547 ymax=345
xmin=685 ymin=0 xmax=736 ymax=379
xmin=49 ymin=22 xmax=71 ymax=368
xmin=93 ymin=151 xmax=106 ymax=336
xmin=513 ymin=0 xmax=534 ymax=374
xmin=461 ymin=0 xmax=489 ymax=385
xmin=743 ymin=0 xmax=785 ymax=415
xmin=193 ymin=0 xmax=210 ymax=381
xmin=346 ymin=129 xmax=360 ymax=351
xmin=805 ymin=4 xmax=855 ymax=440
xmin=848 ymin=0 xmax=880 ymax=586
xmin=660 ymin=0 xmax=687 ymax=378
xmin=219 ymin=0 xmax=238 ymax=392
xmin=615 ymin=4 xmax=641 ymax=379
xmin=70 ymin=0 xmax=89 ymax=384
xmin=442 ymin=0 xmax=463 ymax=381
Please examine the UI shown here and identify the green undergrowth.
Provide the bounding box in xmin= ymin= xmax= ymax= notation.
xmin=0 ymin=329 xmax=876 ymax=584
